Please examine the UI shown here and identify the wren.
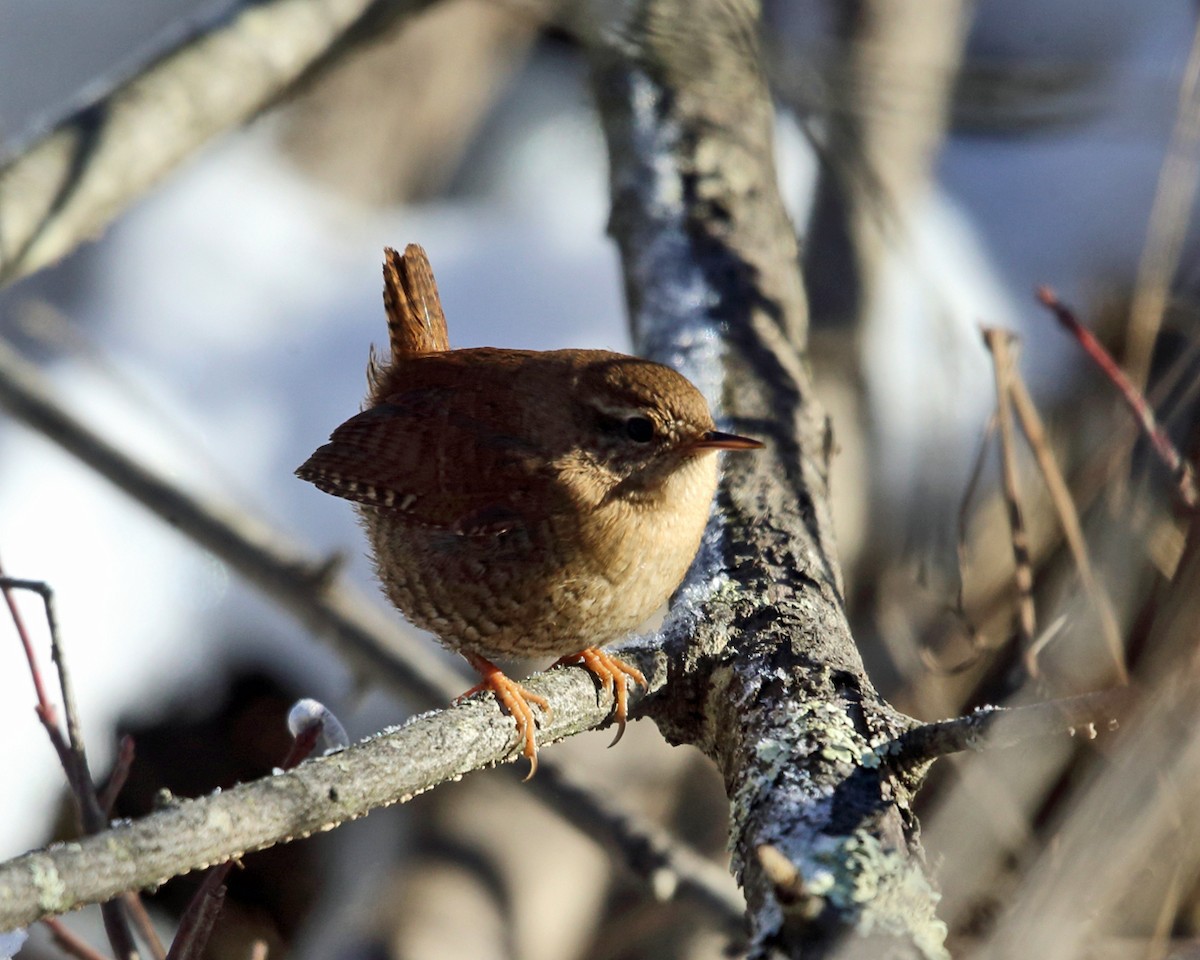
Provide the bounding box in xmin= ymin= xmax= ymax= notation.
xmin=297 ymin=245 xmax=761 ymax=776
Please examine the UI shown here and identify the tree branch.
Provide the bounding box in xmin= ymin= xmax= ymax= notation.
xmin=892 ymin=688 xmax=1136 ymax=767
xmin=0 ymin=0 xmax=433 ymax=286
xmin=587 ymin=1 xmax=946 ymax=955
xmin=0 ymin=665 xmax=635 ymax=931
xmin=0 ymin=337 xmax=744 ymax=932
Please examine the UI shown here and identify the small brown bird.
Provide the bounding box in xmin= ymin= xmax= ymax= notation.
xmin=297 ymin=245 xmax=761 ymax=775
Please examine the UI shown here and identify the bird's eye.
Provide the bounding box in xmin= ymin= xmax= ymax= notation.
xmin=624 ymin=416 xmax=655 ymax=443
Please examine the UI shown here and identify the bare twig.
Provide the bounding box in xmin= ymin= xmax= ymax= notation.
xmin=918 ymin=414 xmax=999 ymax=675
xmin=43 ymin=918 xmax=113 ymax=960
xmin=530 ymin=759 xmax=743 ymax=933
xmin=1006 ymin=367 xmax=1129 ymax=683
xmin=1039 ymin=286 xmax=1198 ymax=509
xmin=96 ymin=735 xmax=136 ymax=816
xmin=893 ymin=687 xmax=1136 ymax=767
xmin=982 ymin=327 xmax=1039 ymax=675
xmin=165 ymin=869 xmax=228 ymax=960
xmin=0 ymin=570 xmax=140 ymax=959
xmin=123 ymin=891 xmax=167 ymax=960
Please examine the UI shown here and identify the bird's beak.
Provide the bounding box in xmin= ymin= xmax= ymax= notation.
xmin=689 ymin=430 xmax=764 ymax=451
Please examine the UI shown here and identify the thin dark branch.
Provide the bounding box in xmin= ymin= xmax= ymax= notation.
xmin=165 ymin=868 xmax=229 ymax=960
xmin=0 ymin=571 xmax=140 ymax=959
xmin=97 ymin=735 xmax=136 ymax=816
xmin=531 ymin=757 xmax=744 ymax=935
xmin=892 ymin=687 xmax=1136 ymax=767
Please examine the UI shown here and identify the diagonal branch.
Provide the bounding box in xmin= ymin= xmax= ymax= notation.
xmin=0 ymin=663 xmax=651 ymax=931
xmin=0 ymin=0 xmax=435 ymax=287
xmin=0 ymin=335 xmax=744 ymax=930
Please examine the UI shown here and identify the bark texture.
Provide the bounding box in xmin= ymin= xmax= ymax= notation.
xmin=587 ymin=1 xmax=945 ymax=955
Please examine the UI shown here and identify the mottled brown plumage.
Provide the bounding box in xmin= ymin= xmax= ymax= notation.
xmin=297 ymin=245 xmax=761 ymax=775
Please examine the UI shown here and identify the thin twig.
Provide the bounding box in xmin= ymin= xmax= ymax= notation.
xmin=1039 ymin=286 xmax=1198 ymax=509
xmin=31 ymin=578 xmax=109 ymax=833
xmin=165 ymin=868 xmax=229 ymax=960
xmin=1006 ymin=367 xmax=1130 ymax=683
xmin=892 ymin=687 xmax=1136 ymax=767
xmin=42 ymin=918 xmax=113 ymax=960
xmin=97 ymin=735 xmax=137 ymax=816
xmin=0 ymin=572 xmax=140 ymax=959
xmin=919 ymin=414 xmax=1000 ymax=675
xmin=122 ymin=891 xmax=168 ymax=960
xmin=531 ymin=760 xmax=743 ymax=933
xmin=0 ymin=568 xmax=57 ymax=723
xmin=982 ymin=328 xmax=1039 ymax=675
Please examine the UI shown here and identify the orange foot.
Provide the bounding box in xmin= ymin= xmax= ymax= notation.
xmin=553 ymin=647 xmax=647 ymax=747
xmin=457 ymin=652 xmax=551 ymax=780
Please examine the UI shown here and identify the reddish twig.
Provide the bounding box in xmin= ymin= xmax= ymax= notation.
xmin=281 ymin=722 xmax=323 ymax=770
xmin=1038 ymin=286 xmax=1198 ymax=509
xmin=1 ymin=567 xmax=139 ymax=959
xmin=43 ymin=918 xmax=113 ymax=960
xmin=122 ymin=891 xmax=167 ymax=960
xmin=97 ymin=735 xmax=137 ymax=815
xmin=0 ymin=566 xmax=58 ymax=726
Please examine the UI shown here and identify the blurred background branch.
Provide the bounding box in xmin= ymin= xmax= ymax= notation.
xmin=0 ymin=0 xmax=436 ymax=286
xmin=2 ymin=0 xmax=1200 ymax=958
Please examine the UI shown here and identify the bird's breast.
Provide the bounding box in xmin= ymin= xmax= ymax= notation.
xmin=572 ymin=455 xmax=720 ymax=628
